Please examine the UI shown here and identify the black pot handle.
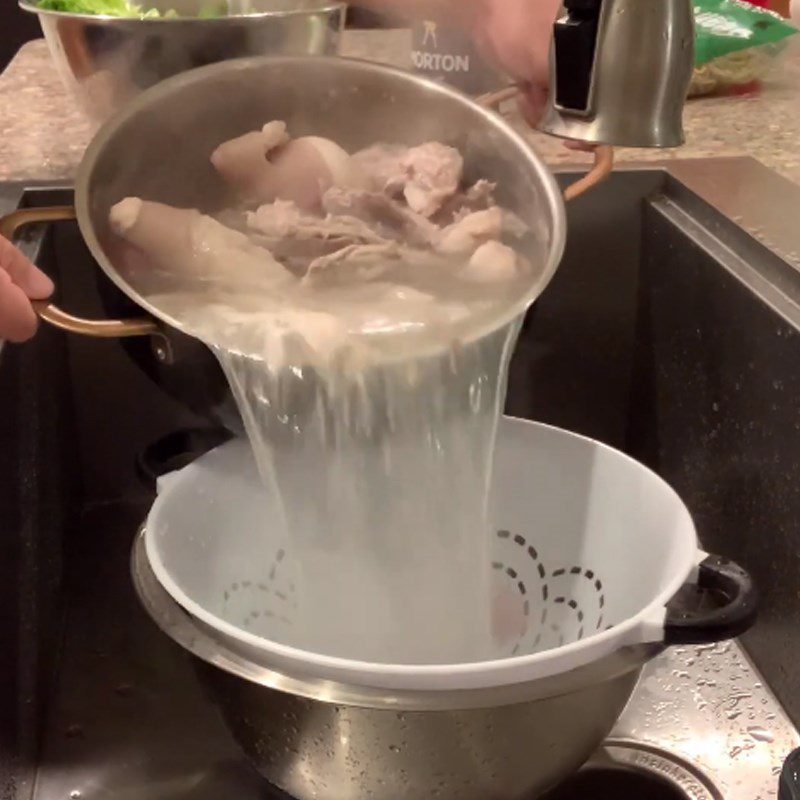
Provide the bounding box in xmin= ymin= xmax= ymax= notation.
xmin=780 ymin=748 xmax=800 ymax=800
xmin=664 ymin=555 xmax=758 ymax=645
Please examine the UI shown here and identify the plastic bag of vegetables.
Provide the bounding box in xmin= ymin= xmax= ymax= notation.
xmin=690 ymin=0 xmax=799 ymax=97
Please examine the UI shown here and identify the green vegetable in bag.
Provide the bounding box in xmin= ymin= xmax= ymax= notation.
xmin=694 ymin=0 xmax=798 ymax=66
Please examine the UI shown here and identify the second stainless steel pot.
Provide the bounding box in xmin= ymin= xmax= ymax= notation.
xmin=132 ymin=531 xmax=644 ymax=800
xmin=21 ymin=0 xmax=345 ymax=122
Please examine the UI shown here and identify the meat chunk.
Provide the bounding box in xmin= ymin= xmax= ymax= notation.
xmin=209 ymin=122 xmax=290 ymax=205
xmin=303 ymin=242 xmax=401 ymax=286
xmin=463 ymin=179 xmax=496 ymax=206
xmin=434 ymin=180 xmax=497 ymax=225
xmin=351 ymin=144 xmax=408 ymax=195
xmin=302 ymin=136 xmax=370 ymax=193
xmin=247 ymin=200 xmax=388 ymax=245
xmin=435 ymin=208 xmax=503 ymax=255
xmin=246 ymin=199 xmax=302 ymax=238
xmin=461 ymin=241 xmax=522 ymax=283
xmin=211 ymin=122 xmax=368 ymax=211
xmin=322 ymin=187 xmax=439 ymax=247
xmin=400 ymin=142 xmax=463 ymax=218
xmin=109 ymin=197 xmax=292 ymax=289
xmin=352 ymin=141 xmax=464 ymax=218
xmin=262 ymin=120 xmax=291 ymax=150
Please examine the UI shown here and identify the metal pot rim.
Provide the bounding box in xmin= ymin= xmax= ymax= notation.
xmin=20 ymin=0 xmax=345 ymax=22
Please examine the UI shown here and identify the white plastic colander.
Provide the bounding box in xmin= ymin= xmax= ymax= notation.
xmin=144 ymin=416 xmax=755 ymax=693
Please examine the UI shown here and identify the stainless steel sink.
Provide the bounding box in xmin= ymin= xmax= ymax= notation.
xmin=1 ymin=157 xmax=799 ymax=799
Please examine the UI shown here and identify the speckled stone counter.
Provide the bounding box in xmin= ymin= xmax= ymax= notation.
xmin=2 ymin=30 xmax=800 ymax=184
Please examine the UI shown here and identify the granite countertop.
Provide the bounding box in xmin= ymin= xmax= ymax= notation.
xmin=2 ymin=30 xmax=800 ymax=184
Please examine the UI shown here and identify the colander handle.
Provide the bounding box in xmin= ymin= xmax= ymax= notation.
xmin=780 ymin=748 xmax=800 ymax=800
xmin=663 ymin=555 xmax=757 ymax=645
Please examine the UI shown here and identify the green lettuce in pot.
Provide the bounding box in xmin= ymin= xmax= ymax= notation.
xmin=36 ymin=0 xmax=228 ymax=17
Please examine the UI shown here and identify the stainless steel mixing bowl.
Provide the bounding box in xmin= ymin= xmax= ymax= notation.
xmin=20 ymin=0 xmax=344 ymax=121
xmin=132 ymin=532 xmax=646 ymax=800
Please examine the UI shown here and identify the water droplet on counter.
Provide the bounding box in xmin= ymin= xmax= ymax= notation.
xmin=697 ymin=677 xmax=717 ymax=687
xmin=747 ymin=726 xmax=774 ymax=743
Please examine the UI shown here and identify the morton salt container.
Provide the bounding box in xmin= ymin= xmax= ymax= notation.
xmin=410 ymin=19 xmax=501 ymax=94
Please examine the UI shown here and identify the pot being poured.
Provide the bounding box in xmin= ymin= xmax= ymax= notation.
xmin=1 ymin=56 xmax=569 ymax=424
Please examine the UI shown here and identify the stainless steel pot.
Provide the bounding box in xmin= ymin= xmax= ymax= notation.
xmin=132 ymin=531 xmax=646 ymax=800
xmin=132 ymin=527 xmax=757 ymax=800
xmin=1 ymin=55 xmax=574 ymax=426
xmin=21 ymin=0 xmax=345 ymax=122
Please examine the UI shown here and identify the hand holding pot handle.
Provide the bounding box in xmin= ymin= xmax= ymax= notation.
xmin=0 ymin=206 xmax=163 ymax=342
xmin=0 ymin=231 xmax=54 ymax=342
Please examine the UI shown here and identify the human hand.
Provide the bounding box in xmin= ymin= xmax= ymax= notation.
xmin=0 ymin=234 xmax=54 ymax=343
xmin=470 ymin=0 xmax=563 ymax=126
xmin=355 ymin=0 xmax=560 ymax=124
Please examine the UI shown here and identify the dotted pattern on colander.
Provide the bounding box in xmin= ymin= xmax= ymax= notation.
xmin=493 ymin=528 xmax=608 ymax=656
xmin=216 ymin=531 xmax=606 ymax=655
xmin=220 ymin=547 xmax=298 ymax=633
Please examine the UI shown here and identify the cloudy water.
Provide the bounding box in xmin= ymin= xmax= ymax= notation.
xmin=213 ymin=317 xmax=520 ymax=664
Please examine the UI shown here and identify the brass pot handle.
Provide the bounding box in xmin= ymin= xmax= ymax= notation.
xmin=0 ymin=205 xmax=160 ymax=339
xmin=562 ymin=144 xmax=614 ymax=203
xmin=477 ymin=86 xmax=614 ymax=203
